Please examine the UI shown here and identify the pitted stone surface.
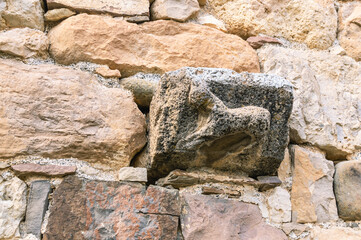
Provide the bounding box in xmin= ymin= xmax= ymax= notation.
xmin=43 ymin=176 xmax=180 ymax=240
xmin=148 ymin=67 xmax=293 ymax=178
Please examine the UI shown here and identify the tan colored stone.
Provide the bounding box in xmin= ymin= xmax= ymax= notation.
xmin=11 ymin=163 xmax=76 ymax=177
xmin=188 ymin=9 xmax=226 ymax=32
xmin=151 ymin=0 xmax=200 ymax=22
xmin=278 ymin=148 xmax=292 ymax=182
xmin=0 ymin=174 xmax=27 ymax=239
xmin=49 ymin=14 xmax=260 ymax=77
xmin=47 ymin=0 xmax=149 ymax=18
xmin=338 ymin=1 xmax=361 ymax=61
xmin=309 ymin=226 xmax=361 ymax=240
xmin=0 ymin=0 xmax=44 ymax=31
xmin=266 ymin=187 xmax=291 ymax=223
xmin=290 ymin=145 xmax=338 ymax=223
xmin=44 ymin=8 xmax=76 ymax=22
xmin=0 ymin=59 xmax=146 ymax=169
xmin=95 ymin=66 xmax=121 ymax=78
xmin=207 ymin=0 xmax=337 ymax=49
xmin=246 ymin=35 xmax=282 ymax=49
xmin=118 ymin=167 xmax=147 ymax=182
xmin=0 ymin=27 xmax=48 ymax=59
xmin=258 ymin=45 xmax=361 ymax=160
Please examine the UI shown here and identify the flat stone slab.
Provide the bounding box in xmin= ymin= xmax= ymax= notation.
xmin=11 ymin=163 xmax=76 ymax=177
xmin=118 ymin=167 xmax=147 ymax=182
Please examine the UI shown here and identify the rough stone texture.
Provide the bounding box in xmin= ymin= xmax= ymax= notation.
xmin=290 ymin=145 xmax=338 ymax=223
xmin=43 ymin=176 xmax=180 ymax=240
xmin=25 ymin=181 xmax=51 ymax=238
xmin=0 ymin=0 xmax=44 ymax=31
xmin=180 ymin=193 xmax=287 ymax=240
xmin=0 ymin=59 xmax=146 ymax=169
xmin=0 ymin=173 xmax=27 ymax=239
xmin=118 ymin=167 xmax=147 ymax=182
xmin=120 ymin=73 xmax=160 ymax=108
xmin=47 ymin=0 xmax=149 ymax=18
xmin=338 ymin=1 xmax=361 ymax=61
xmin=0 ymin=28 xmax=48 ymax=59
xmin=49 ymin=14 xmax=260 ymax=77
xmin=189 ymin=9 xmax=226 ymax=32
xmin=246 ymin=36 xmax=282 ymax=49
xmin=148 ymin=67 xmax=293 ymax=178
xmin=309 ymin=226 xmax=361 ymax=240
xmin=207 ymin=0 xmax=337 ymax=49
xmin=334 ymin=160 xmax=361 ymax=221
xmin=44 ymin=8 xmax=76 ymax=22
xmin=258 ymin=45 xmax=361 ymax=160
xmin=277 ymin=148 xmax=292 ymax=182
xmin=95 ymin=66 xmax=121 ymax=78
xmin=266 ymin=187 xmax=291 ymax=223
xmin=151 ymin=0 xmax=200 ymax=22
xmin=11 ymin=163 xmax=76 ymax=177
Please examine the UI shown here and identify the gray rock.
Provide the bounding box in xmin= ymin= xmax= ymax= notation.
xmin=148 ymin=67 xmax=293 ymax=178
xmin=25 ymin=181 xmax=51 ymax=238
xmin=334 ymin=160 xmax=361 ymax=221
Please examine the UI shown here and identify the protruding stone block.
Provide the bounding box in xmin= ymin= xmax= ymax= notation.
xmin=12 ymin=163 xmax=76 ymax=177
xmin=118 ymin=167 xmax=147 ymax=183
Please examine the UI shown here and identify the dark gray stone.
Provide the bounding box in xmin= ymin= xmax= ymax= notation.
xmin=25 ymin=180 xmax=51 ymax=238
xmin=148 ymin=67 xmax=293 ymax=178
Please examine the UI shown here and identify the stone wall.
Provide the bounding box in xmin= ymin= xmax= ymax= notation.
xmin=0 ymin=0 xmax=360 ymax=239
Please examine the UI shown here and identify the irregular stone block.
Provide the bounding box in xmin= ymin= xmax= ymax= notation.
xmin=0 ymin=59 xmax=146 ymax=169
xmin=48 ymin=14 xmax=260 ymax=77
xmin=207 ymin=0 xmax=337 ymax=49
xmin=188 ymin=9 xmax=226 ymax=32
xmin=11 ymin=163 xmax=76 ymax=177
xmin=309 ymin=226 xmax=361 ymax=240
xmin=338 ymin=1 xmax=361 ymax=61
xmin=180 ymin=193 xmax=287 ymax=240
xmin=25 ymin=181 xmax=51 ymax=238
xmin=95 ymin=66 xmax=121 ymax=78
xmin=0 ymin=28 xmax=48 ymax=59
xmin=0 ymin=174 xmax=27 ymax=239
xmin=148 ymin=67 xmax=293 ymax=178
xmin=258 ymin=45 xmax=361 ymax=160
xmin=44 ymin=8 xmax=76 ymax=22
xmin=266 ymin=187 xmax=291 ymax=223
xmin=47 ymin=0 xmax=149 ymax=19
xmin=290 ymin=145 xmax=338 ymax=223
xmin=246 ymin=35 xmax=282 ymax=49
xmin=151 ymin=0 xmax=200 ymax=22
xmin=334 ymin=160 xmax=361 ymax=221
xmin=118 ymin=167 xmax=147 ymax=182
xmin=43 ymin=176 xmax=180 ymax=240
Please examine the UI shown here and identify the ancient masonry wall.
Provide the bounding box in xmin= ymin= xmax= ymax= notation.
xmin=0 ymin=0 xmax=360 ymax=239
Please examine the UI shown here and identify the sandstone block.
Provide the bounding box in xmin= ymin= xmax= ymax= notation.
xmin=148 ymin=67 xmax=293 ymax=178
xmin=44 ymin=8 xmax=76 ymax=22
xmin=151 ymin=0 xmax=200 ymax=22
xmin=180 ymin=193 xmax=287 ymax=240
xmin=189 ymin=9 xmax=226 ymax=32
xmin=0 ymin=59 xmax=146 ymax=169
xmin=118 ymin=167 xmax=147 ymax=182
xmin=258 ymin=45 xmax=361 ymax=160
xmin=95 ymin=65 xmax=121 ymax=78
xmin=43 ymin=176 xmax=180 ymax=239
xmin=309 ymin=226 xmax=361 ymax=240
xmin=334 ymin=160 xmax=361 ymax=221
xmin=290 ymin=145 xmax=338 ymax=223
xmin=246 ymin=36 xmax=281 ymax=49
xmin=49 ymin=14 xmax=260 ymax=77
xmin=208 ymin=0 xmax=337 ymax=49
xmin=11 ymin=163 xmax=76 ymax=177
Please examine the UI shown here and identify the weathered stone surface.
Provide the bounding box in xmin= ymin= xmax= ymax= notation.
xmin=118 ymin=167 xmax=147 ymax=182
xmin=44 ymin=176 xmax=180 ymax=240
xmin=207 ymin=0 xmax=337 ymax=49
xmin=0 ymin=28 xmax=48 ymax=59
xmin=148 ymin=67 xmax=293 ymax=178
xmin=258 ymin=45 xmax=361 ymax=160
xmin=334 ymin=160 xmax=361 ymax=221
xmin=44 ymin=8 xmax=76 ymax=22
xmin=49 ymin=14 xmax=260 ymax=77
xmin=11 ymin=163 xmax=76 ymax=177
xmin=338 ymin=1 xmax=361 ymax=61
xmin=309 ymin=226 xmax=361 ymax=240
xmin=47 ymin=0 xmax=149 ymax=18
xmin=95 ymin=65 xmax=121 ymax=78
xmin=0 ymin=0 xmax=44 ymax=31
xmin=290 ymin=145 xmax=338 ymax=223
xmin=189 ymin=9 xmax=226 ymax=32
xmin=0 ymin=174 xmax=27 ymax=239
xmin=25 ymin=181 xmax=51 ymax=238
xmin=151 ymin=0 xmax=200 ymax=22
xmin=246 ymin=36 xmax=281 ymax=49
xmin=266 ymin=187 xmax=291 ymax=223
xmin=0 ymin=59 xmax=146 ymax=169
xmin=278 ymin=148 xmax=292 ymax=182
xmin=0 ymin=162 xmax=9 ymax=169
xmin=180 ymin=193 xmax=287 ymax=240
xmin=120 ymin=73 xmax=160 ymax=107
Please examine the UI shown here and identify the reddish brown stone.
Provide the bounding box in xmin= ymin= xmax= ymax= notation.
xmin=246 ymin=36 xmax=282 ymax=49
xmin=11 ymin=163 xmax=76 ymax=177
xmin=43 ymin=176 xmax=180 ymax=240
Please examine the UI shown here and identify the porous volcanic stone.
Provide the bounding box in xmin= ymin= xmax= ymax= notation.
xmin=148 ymin=67 xmax=293 ymax=178
xmin=43 ymin=176 xmax=180 ymax=240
